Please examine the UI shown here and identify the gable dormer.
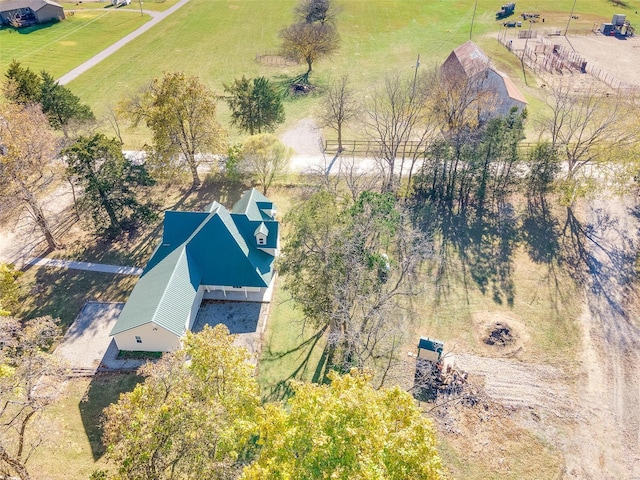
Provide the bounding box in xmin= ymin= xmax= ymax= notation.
xmin=254 ymin=222 xmax=269 ymax=246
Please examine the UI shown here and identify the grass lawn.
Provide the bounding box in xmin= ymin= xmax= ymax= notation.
xmin=26 ymin=373 xmax=143 ymax=480
xmin=258 ymin=284 xmax=329 ymax=401
xmin=0 ymin=10 xmax=149 ymax=79
xmin=54 ymin=0 xmax=637 ymax=140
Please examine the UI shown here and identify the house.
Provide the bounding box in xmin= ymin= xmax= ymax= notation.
xmin=441 ymin=41 xmax=527 ymax=120
xmin=110 ymin=188 xmax=279 ymax=352
xmin=0 ymin=0 xmax=64 ymax=26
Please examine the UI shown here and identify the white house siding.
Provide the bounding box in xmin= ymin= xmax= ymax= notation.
xmin=113 ymin=323 xmax=181 ymax=352
xmin=35 ymin=4 xmax=64 ymax=22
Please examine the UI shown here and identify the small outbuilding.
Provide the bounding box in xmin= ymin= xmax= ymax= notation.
xmin=0 ymin=0 xmax=64 ymax=26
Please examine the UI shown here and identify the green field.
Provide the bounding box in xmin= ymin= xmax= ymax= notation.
xmin=3 ymin=0 xmax=637 ymax=141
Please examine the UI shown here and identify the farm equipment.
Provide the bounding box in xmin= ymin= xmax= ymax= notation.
xmin=496 ymin=2 xmax=515 ymax=20
xmin=413 ymin=337 xmax=467 ymax=401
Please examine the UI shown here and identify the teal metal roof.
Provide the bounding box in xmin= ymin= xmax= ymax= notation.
xmin=111 ymin=189 xmax=278 ymax=338
xmin=232 ymin=188 xmax=275 ymax=221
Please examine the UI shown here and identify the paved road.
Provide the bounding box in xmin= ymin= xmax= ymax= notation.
xmin=57 ymin=0 xmax=192 ymax=85
xmin=26 ymin=257 xmax=142 ymax=275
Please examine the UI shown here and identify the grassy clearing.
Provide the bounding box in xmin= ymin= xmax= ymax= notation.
xmin=26 ymin=374 xmax=142 ymax=480
xmin=258 ymin=284 xmax=328 ymax=401
xmin=0 ymin=10 xmax=148 ymax=79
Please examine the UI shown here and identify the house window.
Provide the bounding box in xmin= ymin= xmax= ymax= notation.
xmin=135 ymin=336 xmax=142 ymax=343
xmin=257 ymin=236 xmax=266 ymax=245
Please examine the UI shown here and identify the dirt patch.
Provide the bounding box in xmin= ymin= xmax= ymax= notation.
xmin=472 ymin=311 xmax=529 ymax=357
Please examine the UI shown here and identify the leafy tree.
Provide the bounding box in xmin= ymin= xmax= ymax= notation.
xmin=103 ymin=324 xmax=260 ymax=480
xmin=3 ymin=60 xmax=40 ymax=105
xmin=240 ymin=134 xmax=292 ymax=195
xmin=0 ymin=316 xmax=65 ymax=480
xmin=242 ymin=370 xmax=444 ymax=480
xmin=64 ymin=134 xmax=157 ymax=235
xmin=279 ymin=191 xmax=430 ymax=382
xmin=294 ymin=0 xmax=339 ymax=24
xmin=3 ymin=62 xmax=94 ymax=135
xmin=120 ymin=72 xmax=227 ymax=189
xmin=0 ymin=264 xmax=22 ymax=317
xmin=280 ymin=22 xmax=339 ymax=81
xmin=224 ymin=76 xmax=285 ymax=135
xmin=39 ymin=71 xmax=94 ymax=136
xmin=0 ymin=103 xmax=62 ymax=250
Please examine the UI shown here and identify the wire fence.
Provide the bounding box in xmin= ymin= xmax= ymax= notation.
xmin=255 ymin=51 xmax=298 ymax=67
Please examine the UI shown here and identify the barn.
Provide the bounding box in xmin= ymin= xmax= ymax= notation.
xmin=441 ymin=41 xmax=527 ymax=120
xmin=0 ymin=0 xmax=65 ymax=26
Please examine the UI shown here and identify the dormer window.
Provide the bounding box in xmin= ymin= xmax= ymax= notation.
xmin=254 ymin=222 xmax=269 ymax=246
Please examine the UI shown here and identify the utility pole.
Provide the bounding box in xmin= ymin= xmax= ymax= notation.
xmin=411 ymin=54 xmax=421 ymax=99
xmin=470 ymin=0 xmax=478 ymax=40
xmin=138 ymin=0 xmax=143 ymax=16
xmin=521 ymin=21 xmax=533 ymax=86
xmin=565 ymin=0 xmax=577 ymax=36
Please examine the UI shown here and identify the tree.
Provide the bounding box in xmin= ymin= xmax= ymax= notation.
xmin=3 ymin=62 xmax=94 ymax=135
xmin=0 ymin=264 xmax=22 ymax=317
xmin=240 ymin=134 xmax=292 ymax=195
xmin=64 ymin=134 xmax=157 ymax=235
xmin=224 ymin=76 xmax=285 ymax=135
xmin=363 ymin=74 xmax=437 ymax=192
xmin=280 ymin=22 xmax=339 ymax=81
xmin=0 ymin=103 xmax=62 ymax=250
xmin=103 ymin=325 xmax=260 ymax=480
xmin=3 ymin=60 xmax=40 ymax=105
xmin=0 ymin=316 xmax=65 ymax=480
xmin=38 ymin=71 xmax=95 ymax=136
xmin=317 ymin=75 xmax=358 ymax=153
xmin=120 ymin=72 xmax=227 ymax=189
xmin=539 ymin=84 xmax=640 ymax=180
xmin=242 ymin=370 xmax=443 ymax=480
xmin=279 ymin=190 xmax=430 ymax=383
xmin=294 ymin=0 xmax=340 ymax=25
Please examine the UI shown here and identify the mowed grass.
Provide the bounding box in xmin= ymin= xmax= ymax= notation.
xmin=26 ymin=374 xmax=143 ymax=480
xmin=0 ymin=9 xmax=148 ymax=79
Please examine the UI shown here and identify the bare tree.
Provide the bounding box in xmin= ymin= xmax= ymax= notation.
xmin=0 ymin=316 xmax=66 ymax=480
xmin=317 ymin=75 xmax=358 ymax=154
xmin=280 ymin=22 xmax=339 ymax=82
xmin=363 ymin=74 xmax=438 ymax=192
xmin=0 ymin=103 xmax=62 ymax=250
xmin=539 ymin=84 xmax=640 ymax=180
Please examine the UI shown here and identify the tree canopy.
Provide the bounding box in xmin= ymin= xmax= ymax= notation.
xmin=64 ymin=133 xmax=157 ymax=235
xmin=279 ymin=190 xmax=430 ymax=382
xmin=0 ymin=316 xmax=65 ymax=480
xmin=0 ymin=264 xmax=21 ymax=317
xmin=3 ymin=61 xmax=94 ymax=135
xmin=103 ymin=324 xmax=260 ymax=480
xmin=120 ymin=71 xmax=227 ymax=189
xmin=240 ymin=134 xmax=292 ymax=195
xmin=0 ymin=102 xmax=62 ymax=250
xmin=242 ymin=370 xmax=444 ymax=480
xmin=280 ymin=22 xmax=339 ymax=80
xmin=224 ymin=76 xmax=285 ymax=135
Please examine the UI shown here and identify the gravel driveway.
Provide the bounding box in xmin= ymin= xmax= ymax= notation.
xmin=55 ymin=301 xmax=144 ymax=372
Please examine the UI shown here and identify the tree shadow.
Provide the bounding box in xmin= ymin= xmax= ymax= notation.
xmin=432 ymin=202 xmax=519 ymax=307
xmin=78 ymin=372 xmax=143 ymax=460
xmin=260 ymin=326 xmax=327 ymax=402
xmin=561 ymin=204 xmax=638 ymax=318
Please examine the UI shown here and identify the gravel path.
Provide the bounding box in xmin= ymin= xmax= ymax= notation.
xmin=26 ymin=257 xmax=142 ymax=275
